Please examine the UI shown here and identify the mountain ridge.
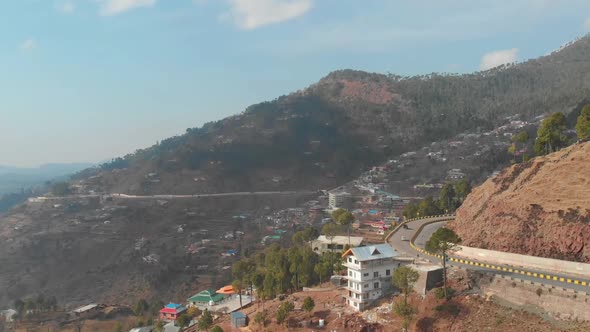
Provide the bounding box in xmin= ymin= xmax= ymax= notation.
xmin=76 ymin=35 xmax=590 ymax=196
xmin=1 ymin=35 xmax=590 ymax=307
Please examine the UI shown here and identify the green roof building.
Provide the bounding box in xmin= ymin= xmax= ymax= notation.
xmin=187 ymin=289 xmax=225 ymax=306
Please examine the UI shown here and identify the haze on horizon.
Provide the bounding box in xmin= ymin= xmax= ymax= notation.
xmin=2 ymin=0 xmax=590 ymax=168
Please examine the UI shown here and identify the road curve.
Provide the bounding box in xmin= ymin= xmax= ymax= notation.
xmin=388 ymin=216 xmax=590 ymax=293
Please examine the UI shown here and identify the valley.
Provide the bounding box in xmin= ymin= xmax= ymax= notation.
xmin=2 ymin=33 xmax=590 ymax=332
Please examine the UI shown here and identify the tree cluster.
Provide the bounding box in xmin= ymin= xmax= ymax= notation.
xmin=508 ymin=131 xmax=530 ymax=163
xmin=403 ymin=180 xmax=471 ymax=218
xmin=331 ymin=209 xmax=355 ymax=245
xmin=535 ymin=112 xmax=569 ymax=156
xmin=232 ymin=228 xmax=345 ymax=301
xmin=276 ymin=301 xmax=294 ymax=327
xmin=576 ymin=104 xmax=590 ymax=141
xmin=13 ymin=294 xmax=58 ymax=319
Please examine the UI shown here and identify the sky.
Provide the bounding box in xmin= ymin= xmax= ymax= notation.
xmin=1 ymin=0 xmax=590 ymax=167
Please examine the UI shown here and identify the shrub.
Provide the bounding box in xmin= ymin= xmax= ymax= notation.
xmin=434 ymin=287 xmax=455 ymax=299
xmin=536 ymin=288 xmax=543 ymax=297
xmin=435 ymin=303 xmax=460 ymax=316
xmin=255 ymin=310 xmax=268 ymax=327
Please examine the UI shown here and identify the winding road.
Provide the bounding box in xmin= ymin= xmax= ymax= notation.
xmin=388 ymin=216 xmax=590 ymax=293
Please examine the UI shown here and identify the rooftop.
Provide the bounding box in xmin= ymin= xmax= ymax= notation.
xmin=342 ymin=244 xmax=398 ymax=261
xmin=159 ymin=303 xmax=186 ymax=314
xmin=313 ymin=235 xmax=364 ymax=246
xmin=73 ymin=304 xmax=98 ymax=313
xmin=187 ymin=289 xmax=225 ymax=303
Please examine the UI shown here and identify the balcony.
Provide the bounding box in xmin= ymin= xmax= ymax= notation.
xmin=345 ymin=292 xmax=368 ymax=304
xmin=342 ymin=262 xmax=361 ymax=270
xmin=344 ymin=285 xmax=366 ymax=294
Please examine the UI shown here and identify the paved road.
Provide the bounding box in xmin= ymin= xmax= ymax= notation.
xmin=35 ymin=191 xmax=316 ymax=200
xmin=388 ymin=216 xmax=452 ymax=258
xmin=388 ymin=217 xmax=590 ymax=293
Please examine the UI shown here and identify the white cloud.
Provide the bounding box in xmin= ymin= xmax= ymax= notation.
xmin=98 ymin=0 xmax=156 ymax=16
xmin=224 ymin=0 xmax=312 ymax=30
xmin=58 ymin=1 xmax=75 ymax=14
xmin=584 ymin=18 xmax=590 ymax=30
xmin=480 ymin=48 xmax=519 ymax=70
xmin=19 ymin=39 xmax=37 ymax=51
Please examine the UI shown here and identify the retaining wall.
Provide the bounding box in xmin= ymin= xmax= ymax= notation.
xmin=479 ymin=274 xmax=590 ymax=321
xmin=455 ymin=246 xmax=590 ymax=278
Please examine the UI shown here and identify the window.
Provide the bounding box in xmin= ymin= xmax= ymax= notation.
xmin=364 ymin=284 xmax=369 ymax=289
xmin=348 ymin=257 xmax=352 ymax=263
xmin=349 ymin=271 xmax=352 ymax=277
xmin=363 ymin=272 xmax=369 ymax=277
xmin=386 ymin=269 xmax=391 ymax=276
xmin=354 ymin=259 xmax=358 ymax=264
xmin=374 ymin=282 xmax=379 ymax=289
xmin=374 ymin=271 xmax=379 ymax=278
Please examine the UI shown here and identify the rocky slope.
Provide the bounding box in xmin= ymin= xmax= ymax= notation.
xmin=449 ymin=142 xmax=590 ymax=262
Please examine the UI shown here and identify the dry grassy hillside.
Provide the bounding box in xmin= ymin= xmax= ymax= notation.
xmin=449 ymin=142 xmax=590 ymax=261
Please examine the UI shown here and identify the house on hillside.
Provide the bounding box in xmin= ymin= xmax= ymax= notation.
xmin=159 ymin=303 xmax=186 ymax=321
xmin=187 ymin=289 xmax=225 ymax=308
xmin=342 ymin=244 xmax=400 ymax=311
xmin=329 ymin=192 xmax=351 ymax=209
xmin=129 ymin=327 xmax=154 ymax=332
xmin=73 ymin=304 xmax=100 ymax=316
xmin=311 ymin=235 xmax=364 ymax=255
xmin=1 ymin=309 xmax=17 ymax=322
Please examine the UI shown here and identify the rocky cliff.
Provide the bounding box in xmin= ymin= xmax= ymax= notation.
xmin=448 ymin=142 xmax=590 ymax=262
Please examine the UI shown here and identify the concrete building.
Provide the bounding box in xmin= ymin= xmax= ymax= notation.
xmin=342 ymin=244 xmax=399 ymax=311
xmin=329 ymin=192 xmax=351 ymax=209
xmin=1 ymin=309 xmax=17 ymax=322
xmin=407 ymin=264 xmax=444 ymax=296
xmin=311 ymin=235 xmax=364 ymax=254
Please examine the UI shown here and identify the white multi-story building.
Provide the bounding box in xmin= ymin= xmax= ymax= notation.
xmin=342 ymin=244 xmax=399 ymax=311
xmin=329 ymin=192 xmax=351 ymax=209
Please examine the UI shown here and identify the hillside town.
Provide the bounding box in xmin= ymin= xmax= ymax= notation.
xmin=3 ymin=5 xmax=590 ymax=331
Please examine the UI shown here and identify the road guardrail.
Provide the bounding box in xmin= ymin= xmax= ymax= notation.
xmin=405 ymin=216 xmax=590 ymax=289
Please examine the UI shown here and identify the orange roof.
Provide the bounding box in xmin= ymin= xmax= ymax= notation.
xmin=341 ymin=248 xmax=354 ymax=258
xmin=216 ymin=285 xmax=235 ymax=294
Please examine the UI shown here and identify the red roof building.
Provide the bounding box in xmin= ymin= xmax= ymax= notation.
xmin=159 ymin=303 xmax=187 ymax=321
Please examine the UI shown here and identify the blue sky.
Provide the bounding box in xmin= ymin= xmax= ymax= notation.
xmin=1 ymin=0 xmax=590 ymax=167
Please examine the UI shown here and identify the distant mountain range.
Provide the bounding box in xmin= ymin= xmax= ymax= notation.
xmin=0 ymin=163 xmax=95 ymax=195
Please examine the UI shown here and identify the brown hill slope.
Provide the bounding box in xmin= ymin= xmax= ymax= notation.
xmin=82 ymin=35 xmax=590 ymax=195
xmin=448 ymin=142 xmax=590 ymax=262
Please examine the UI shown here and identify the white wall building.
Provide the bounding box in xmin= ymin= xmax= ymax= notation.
xmin=342 ymin=244 xmax=399 ymax=311
xmin=311 ymin=235 xmax=364 ymax=255
xmin=329 ymin=192 xmax=351 ymax=209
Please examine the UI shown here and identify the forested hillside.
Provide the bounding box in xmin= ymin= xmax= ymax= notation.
xmin=81 ymin=36 xmax=590 ymax=195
